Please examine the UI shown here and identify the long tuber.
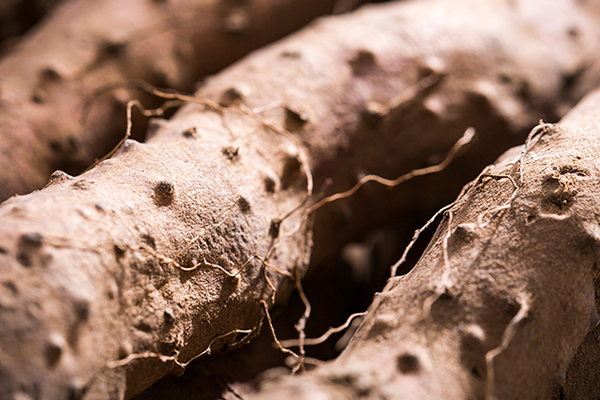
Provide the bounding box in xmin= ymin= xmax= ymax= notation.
xmin=0 ymin=0 xmax=367 ymax=201
xmin=2 ymin=0 xmax=600 ymax=399
xmin=245 ymin=60 xmax=600 ymax=400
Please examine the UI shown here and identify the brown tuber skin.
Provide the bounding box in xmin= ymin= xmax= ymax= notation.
xmin=246 ymin=92 xmax=600 ymax=400
xmin=2 ymin=0 xmax=600 ymax=399
xmin=0 ymin=0 xmax=368 ymax=201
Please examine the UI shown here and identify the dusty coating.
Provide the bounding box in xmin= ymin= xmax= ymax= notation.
xmin=0 ymin=119 xmax=311 ymax=399
xmin=244 ymin=62 xmax=600 ymax=400
xmin=192 ymin=0 xmax=600 ymax=266
xmin=0 ymin=0 xmax=358 ymax=201
xmin=2 ymin=0 xmax=600 ymax=398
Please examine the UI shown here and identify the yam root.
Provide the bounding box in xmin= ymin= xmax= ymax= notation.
xmin=244 ymin=76 xmax=600 ymax=400
xmin=2 ymin=0 xmax=600 ymax=399
xmin=0 ymin=0 xmax=366 ymax=202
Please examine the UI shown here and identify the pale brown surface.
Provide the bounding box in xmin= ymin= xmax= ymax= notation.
xmin=2 ymin=0 xmax=600 ymax=399
xmin=0 ymin=0 xmax=360 ymax=201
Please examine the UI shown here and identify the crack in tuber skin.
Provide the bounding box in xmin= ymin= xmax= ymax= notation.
xmin=2 ymin=0 xmax=600 ymax=399
xmin=0 ymin=0 xmax=370 ymax=202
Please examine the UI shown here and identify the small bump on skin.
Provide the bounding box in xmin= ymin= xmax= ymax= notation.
xmin=71 ymin=180 xmax=93 ymax=190
xmin=366 ymin=313 xmax=396 ymax=338
xmin=155 ymin=181 xmax=175 ymax=196
xmin=349 ymin=49 xmax=377 ymax=76
xmin=183 ymin=127 xmax=197 ymax=138
xmin=118 ymin=341 xmax=133 ymax=359
xmin=238 ymin=196 xmax=251 ymax=213
xmin=222 ymin=146 xmax=240 ymax=160
xmin=114 ymin=244 xmax=127 ymax=260
xmin=362 ymin=101 xmax=388 ymax=127
xmin=45 ymin=332 xmax=66 ymax=367
xmin=280 ymin=49 xmax=301 ymax=58
xmin=280 ymin=155 xmax=303 ymax=189
xmin=74 ymin=299 xmax=90 ymax=322
xmin=284 ymin=107 xmax=309 ymax=131
xmin=264 ymin=174 xmax=277 ymax=193
xmin=269 ymin=219 xmax=281 ymax=239
xmin=153 ymin=181 xmax=175 ymax=206
xmin=40 ymin=67 xmax=61 ymax=82
xmin=220 ymin=86 xmax=249 ymax=106
xmin=68 ymin=380 xmax=86 ymax=400
xmin=101 ymin=40 xmax=126 ymax=57
xmin=20 ymin=232 xmax=43 ymax=247
xmin=163 ymin=308 xmax=175 ymax=324
xmin=397 ymin=353 xmax=420 ymax=374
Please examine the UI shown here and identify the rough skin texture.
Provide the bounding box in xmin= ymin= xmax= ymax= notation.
xmin=0 ymin=0 xmax=363 ymax=201
xmin=2 ymin=0 xmax=600 ymax=399
xmin=246 ymin=90 xmax=600 ymax=400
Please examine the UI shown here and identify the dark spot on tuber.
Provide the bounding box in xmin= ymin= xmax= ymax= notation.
xmin=284 ymin=107 xmax=309 ymax=132
xmin=20 ymin=232 xmax=43 ymax=247
xmin=397 ymin=353 xmax=420 ymax=374
xmin=153 ymin=180 xmax=175 ymax=206
xmin=163 ymin=308 xmax=175 ymax=324
xmin=155 ymin=180 xmax=174 ymax=196
xmin=16 ymin=233 xmax=45 ymax=267
xmin=238 ymin=196 xmax=251 ymax=213
xmin=74 ymin=300 xmax=90 ymax=322
xmin=498 ymin=73 xmax=512 ymax=84
xmin=114 ymin=244 xmax=127 ymax=260
xmin=40 ymin=67 xmax=61 ymax=83
xmin=418 ymin=57 xmax=446 ymax=78
xmin=146 ymin=118 xmax=167 ymax=140
xmin=269 ymin=219 xmax=281 ymax=239
xmin=362 ymin=101 xmax=388 ymax=127
xmin=448 ymin=224 xmax=478 ymax=251
xmin=3 ymin=280 xmax=17 ymax=295
xmin=183 ymin=127 xmax=197 ymax=138
xmin=567 ymin=26 xmax=580 ymax=38
xmin=366 ymin=312 xmax=396 ymax=339
xmin=49 ymin=140 xmax=62 ymax=153
xmin=45 ymin=333 xmax=66 ymax=367
xmin=459 ymin=325 xmax=487 ymax=380
xmin=0 ymin=247 xmax=7 ymax=254
xmin=349 ymin=49 xmax=377 ymax=76
xmin=16 ymin=252 xmax=32 ymax=267
xmin=517 ymin=80 xmax=532 ymax=101
xmin=264 ymin=174 xmax=277 ymax=193
xmin=280 ymin=155 xmax=303 ymax=189
xmin=71 ymin=180 xmax=93 ymax=190
xmin=142 ymin=234 xmax=156 ymax=250
xmin=31 ymin=92 xmax=44 ymax=103
xmin=280 ymin=49 xmax=301 ymax=58
xmin=330 ymin=374 xmax=356 ymax=386
xmin=222 ymin=146 xmax=240 ymax=160
xmin=220 ymin=87 xmax=245 ymax=106
xmin=101 ymin=41 xmax=126 ymax=57
xmin=46 ymin=171 xmax=73 ymax=187
xmin=135 ymin=321 xmax=153 ymax=332
xmin=67 ymin=381 xmax=87 ymax=400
